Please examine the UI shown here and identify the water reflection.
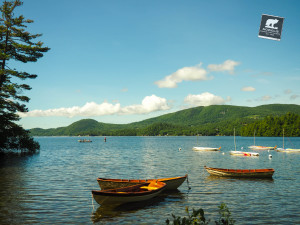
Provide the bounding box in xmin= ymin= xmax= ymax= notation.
xmin=0 ymin=154 xmax=39 ymax=225
xmin=204 ymin=175 xmax=274 ymax=183
xmin=91 ymin=190 xmax=185 ymax=223
xmin=92 ymin=196 xmax=165 ymax=222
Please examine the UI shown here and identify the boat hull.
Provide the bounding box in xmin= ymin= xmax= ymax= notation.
xmin=277 ymin=148 xmax=300 ymax=153
xmin=204 ymin=166 xmax=274 ymax=178
xmin=230 ymin=151 xmax=259 ymax=156
xmin=248 ymin=145 xmax=276 ymax=150
xmin=192 ymin=147 xmax=221 ymax=151
xmin=97 ymin=175 xmax=187 ymax=191
xmin=92 ymin=182 xmax=166 ymax=205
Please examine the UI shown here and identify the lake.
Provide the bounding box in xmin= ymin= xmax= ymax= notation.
xmin=0 ymin=136 xmax=299 ymax=224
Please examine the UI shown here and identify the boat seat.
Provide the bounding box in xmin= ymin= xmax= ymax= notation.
xmin=140 ymin=186 xmax=158 ymax=190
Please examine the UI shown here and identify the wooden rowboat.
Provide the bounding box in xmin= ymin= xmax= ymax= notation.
xmin=78 ymin=139 xmax=92 ymax=143
xmin=204 ymin=166 xmax=274 ymax=178
xmin=92 ymin=181 xmax=166 ymax=205
xmin=97 ymin=174 xmax=187 ymax=191
xmin=192 ymin=146 xmax=221 ymax=151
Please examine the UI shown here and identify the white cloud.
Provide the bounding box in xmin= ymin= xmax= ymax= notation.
xmin=155 ymin=63 xmax=211 ymax=88
xmin=290 ymin=94 xmax=299 ymax=100
xmin=261 ymin=95 xmax=272 ymax=101
xmin=184 ymin=92 xmax=230 ymax=106
xmin=155 ymin=60 xmax=240 ymax=88
xmin=19 ymin=95 xmax=170 ymax=118
xmin=284 ymin=89 xmax=292 ymax=94
xmin=207 ymin=60 xmax=240 ymax=74
xmin=241 ymin=86 xmax=256 ymax=92
xmin=257 ymin=78 xmax=270 ymax=84
xmin=120 ymin=95 xmax=170 ymax=114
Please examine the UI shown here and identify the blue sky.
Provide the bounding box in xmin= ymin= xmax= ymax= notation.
xmin=14 ymin=0 xmax=300 ymax=129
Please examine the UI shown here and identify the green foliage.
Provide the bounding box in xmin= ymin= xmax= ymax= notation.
xmin=166 ymin=203 xmax=235 ymax=225
xmin=30 ymin=119 xmax=130 ymax=136
xmin=166 ymin=207 xmax=209 ymax=225
xmin=0 ymin=121 xmax=40 ymax=155
xmin=0 ymin=0 xmax=49 ymax=154
xmin=29 ymin=105 xmax=300 ymax=137
xmin=241 ymin=112 xmax=300 ymax=137
xmin=139 ymin=122 xmax=186 ymax=136
xmin=216 ymin=203 xmax=235 ymax=225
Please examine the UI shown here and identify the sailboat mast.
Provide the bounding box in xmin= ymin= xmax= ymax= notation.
xmin=283 ymin=128 xmax=284 ymax=149
xmin=234 ymin=128 xmax=236 ymax=151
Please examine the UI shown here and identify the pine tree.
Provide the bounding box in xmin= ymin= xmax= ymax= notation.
xmin=0 ymin=0 xmax=50 ymax=154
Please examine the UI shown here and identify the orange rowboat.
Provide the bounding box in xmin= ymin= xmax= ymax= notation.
xmin=204 ymin=166 xmax=274 ymax=178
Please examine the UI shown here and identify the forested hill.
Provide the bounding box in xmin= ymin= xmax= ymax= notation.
xmin=29 ymin=104 xmax=300 ymax=137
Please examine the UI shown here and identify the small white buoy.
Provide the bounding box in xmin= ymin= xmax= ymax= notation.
xmin=269 ymin=154 xmax=272 ymax=158
xmin=222 ymin=152 xmax=225 ymax=155
xmin=241 ymin=147 xmax=244 ymax=150
xmin=179 ymin=148 xmax=182 ymax=151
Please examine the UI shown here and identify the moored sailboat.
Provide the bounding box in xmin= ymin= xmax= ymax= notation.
xmin=248 ymin=145 xmax=276 ymax=150
xmin=230 ymin=128 xmax=259 ymax=156
xmin=248 ymin=130 xmax=276 ymax=150
xmin=192 ymin=146 xmax=221 ymax=151
xmin=276 ymin=129 xmax=300 ymax=153
xmin=192 ymin=133 xmax=221 ymax=151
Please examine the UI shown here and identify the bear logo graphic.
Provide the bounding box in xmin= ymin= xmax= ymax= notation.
xmin=265 ymin=19 xmax=279 ymax=29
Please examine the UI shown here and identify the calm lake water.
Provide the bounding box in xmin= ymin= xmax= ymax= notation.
xmin=0 ymin=136 xmax=300 ymax=224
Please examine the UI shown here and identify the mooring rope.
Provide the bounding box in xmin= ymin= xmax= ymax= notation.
xmin=186 ymin=174 xmax=191 ymax=190
xmin=91 ymin=193 xmax=95 ymax=212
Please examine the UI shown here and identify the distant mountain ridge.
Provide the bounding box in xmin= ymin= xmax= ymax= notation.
xmin=29 ymin=104 xmax=300 ymax=136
